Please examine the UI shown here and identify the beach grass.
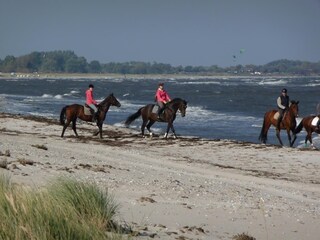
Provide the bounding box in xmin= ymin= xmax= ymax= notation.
xmin=0 ymin=175 xmax=123 ymax=239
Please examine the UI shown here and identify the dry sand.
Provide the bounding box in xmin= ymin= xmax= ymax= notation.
xmin=0 ymin=113 xmax=319 ymax=240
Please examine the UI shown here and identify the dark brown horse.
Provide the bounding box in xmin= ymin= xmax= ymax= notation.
xmin=125 ymin=98 xmax=187 ymax=139
xmin=60 ymin=93 xmax=121 ymax=138
xmin=294 ymin=115 xmax=320 ymax=148
xmin=259 ymin=100 xmax=299 ymax=147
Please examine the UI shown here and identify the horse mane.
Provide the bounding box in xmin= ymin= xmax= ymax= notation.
xmin=169 ymin=98 xmax=187 ymax=105
xmin=99 ymin=93 xmax=114 ymax=106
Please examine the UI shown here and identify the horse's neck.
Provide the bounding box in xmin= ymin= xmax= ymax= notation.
xmin=286 ymin=107 xmax=296 ymax=119
xmin=97 ymin=100 xmax=112 ymax=114
xmin=99 ymin=103 xmax=111 ymax=112
xmin=168 ymin=101 xmax=180 ymax=112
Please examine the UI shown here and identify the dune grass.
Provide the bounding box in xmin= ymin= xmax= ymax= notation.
xmin=0 ymin=175 xmax=123 ymax=239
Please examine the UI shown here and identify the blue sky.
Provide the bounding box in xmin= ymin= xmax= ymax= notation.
xmin=1 ymin=0 xmax=320 ymax=67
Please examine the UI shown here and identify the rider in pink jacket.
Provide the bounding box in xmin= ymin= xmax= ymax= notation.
xmin=155 ymin=83 xmax=171 ymax=119
xmin=86 ymin=84 xmax=98 ymax=122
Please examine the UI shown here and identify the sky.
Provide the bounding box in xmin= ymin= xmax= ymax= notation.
xmin=1 ymin=0 xmax=320 ymax=67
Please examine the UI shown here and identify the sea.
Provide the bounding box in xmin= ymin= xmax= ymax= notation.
xmin=0 ymin=75 xmax=319 ymax=148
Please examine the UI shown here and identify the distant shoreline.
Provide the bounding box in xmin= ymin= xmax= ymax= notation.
xmin=1 ymin=72 xmax=318 ymax=80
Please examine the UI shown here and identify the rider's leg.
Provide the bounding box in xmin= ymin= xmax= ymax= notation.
xmin=157 ymin=101 xmax=164 ymax=119
xmin=89 ymin=104 xmax=98 ymax=122
xmin=277 ymin=110 xmax=283 ymax=130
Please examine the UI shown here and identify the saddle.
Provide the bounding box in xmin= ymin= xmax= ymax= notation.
xmin=152 ymin=105 xmax=160 ymax=114
xmin=84 ymin=104 xmax=94 ymax=116
xmin=273 ymin=110 xmax=287 ymax=120
xmin=311 ymin=116 xmax=319 ymax=126
xmin=152 ymin=104 xmax=166 ymax=121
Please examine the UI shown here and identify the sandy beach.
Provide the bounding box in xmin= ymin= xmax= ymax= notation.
xmin=0 ymin=113 xmax=319 ymax=240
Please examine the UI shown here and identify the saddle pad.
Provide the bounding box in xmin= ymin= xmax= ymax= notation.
xmin=84 ymin=105 xmax=92 ymax=116
xmin=273 ymin=112 xmax=280 ymax=120
xmin=152 ymin=105 xmax=159 ymax=114
xmin=311 ymin=116 xmax=319 ymax=126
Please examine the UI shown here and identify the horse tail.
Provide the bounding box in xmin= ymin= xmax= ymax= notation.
xmin=259 ymin=116 xmax=268 ymax=143
xmin=125 ymin=107 xmax=142 ymax=126
xmin=60 ymin=106 xmax=67 ymax=125
xmin=294 ymin=120 xmax=304 ymax=134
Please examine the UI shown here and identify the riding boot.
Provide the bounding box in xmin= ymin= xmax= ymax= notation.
xmin=157 ymin=108 xmax=162 ymax=119
xmin=92 ymin=112 xmax=98 ymax=123
xmin=94 ymin=112 xmax=99 ymax=123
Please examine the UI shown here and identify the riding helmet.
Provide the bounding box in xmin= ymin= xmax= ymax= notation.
xmin=281 ymin=88 xmax=287 ymax=93
xmin=89 ymin=84 xmax=94 ymax=88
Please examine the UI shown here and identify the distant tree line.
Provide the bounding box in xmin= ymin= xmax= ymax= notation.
xmin=0 ymin=50 xmax=320 ymax=75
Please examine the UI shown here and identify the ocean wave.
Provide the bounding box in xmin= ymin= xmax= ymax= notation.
xmin=258 ymin=79 xmax=288 ymax=85
xmin=42 ymin=94 xmax=53 ymax=98
xmin=177 ymin=81 xmax=222 ymax=85
xmin=54 ymin=95 xmax=63 ymax=99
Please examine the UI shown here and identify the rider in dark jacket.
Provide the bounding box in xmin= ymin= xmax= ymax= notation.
xmin=276 ymin=88 xmax=290 ymax=130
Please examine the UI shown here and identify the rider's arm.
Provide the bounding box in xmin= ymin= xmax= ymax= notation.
xmin=277 ymin=97 xmax=285 ymax=109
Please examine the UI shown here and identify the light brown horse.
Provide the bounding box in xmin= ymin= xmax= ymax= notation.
xmin=60 ymin=93 xmax=121 ymax=138
xmin=259 ymin=100 xmax=299 ymax=147
xmin=294 ymin=115 xmax=320 ymax=148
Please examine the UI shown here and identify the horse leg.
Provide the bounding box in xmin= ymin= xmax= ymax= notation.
xmin=99 ymin=123 xmax=103 ymax=139
xmin=72 ymin=119 xmax=79 ymax=137
xmin=146 ymin=120 xmax=155 ymax=137
xmin=164 ymin=122 xmax=172 ymax=139
xmin=61 ymin=119 xmax=71 ymax=137
xmin=306 ymin=132 xmax=315 ymax=149
xmin=291 ymin=133 xmax=297 ymax=147
xmin=170 ymin=124 xmax=177 ymax=139
xmin=276 ymin=129 xmax=284 ymax=146
xmin=286 ymin=129 xmax=293 ymax=147
xmin=141 ymin=120 xmax=148 ymax=137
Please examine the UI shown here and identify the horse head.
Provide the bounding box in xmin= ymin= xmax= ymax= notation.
xmin=108 ymin=93 xmax=121 ymax=107
xmin=178 ymin=100 xmax=188 ymax=117
xmin=168 ymin=98 xmax=187 ymax=117
xmin=289 ymin=100 xmax=299 ymax=117
xmin=99 ymin=93 xmax=121 ymax=108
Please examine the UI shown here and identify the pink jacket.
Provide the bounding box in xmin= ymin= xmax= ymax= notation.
xmin=86 ymin=89 xmax=97 ymax=105
xmin=156 ymin=89 xmax=171 ymax=103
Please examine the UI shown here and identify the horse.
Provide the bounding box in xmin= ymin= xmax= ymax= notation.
xmin=60 ymin=93 xmax=121 ymax=139
xmin=125 ymin=98 xmax=187 ymax=139
xmin=259 ymin=100 xmax=299 ymax=147
xmin=294 ymin=115 xmax=320 ymax=148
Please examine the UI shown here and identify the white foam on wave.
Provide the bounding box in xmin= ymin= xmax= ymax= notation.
xmin=185 ymin=105 xmax=259 ymax=124
xmin=54 ymin=95 xmax=63 ymax=99
xmin=258 ymin=79 xmax=288 ymax=85
xmin=42 ymin=94 xmax=53 ymax=98
xmin=177 ymin=81 xmax=222 ymax=85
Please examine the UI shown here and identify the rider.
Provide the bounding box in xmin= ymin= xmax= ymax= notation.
xmin=276 ymin=88 xmax=290 ymax=130
xmin=155 ymin=82 xmax=171 ymax=119
xmin=86 ymin=84 xmax=98 ymax=122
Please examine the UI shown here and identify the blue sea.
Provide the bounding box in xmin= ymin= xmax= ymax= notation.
xmin=0 ymin=75 xmax=319 ymax=148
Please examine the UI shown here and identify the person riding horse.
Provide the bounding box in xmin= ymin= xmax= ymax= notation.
xmin=277 ymin=88 xmax=290 ymax=130
xmin=86 ymin=84 xmax=98 ymax=122
xmin=155 ymin=82 xmax=171 ymax=119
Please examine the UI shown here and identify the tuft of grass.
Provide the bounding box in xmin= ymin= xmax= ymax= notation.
xmin=0 ymin=175 xmax=122 ymax=239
